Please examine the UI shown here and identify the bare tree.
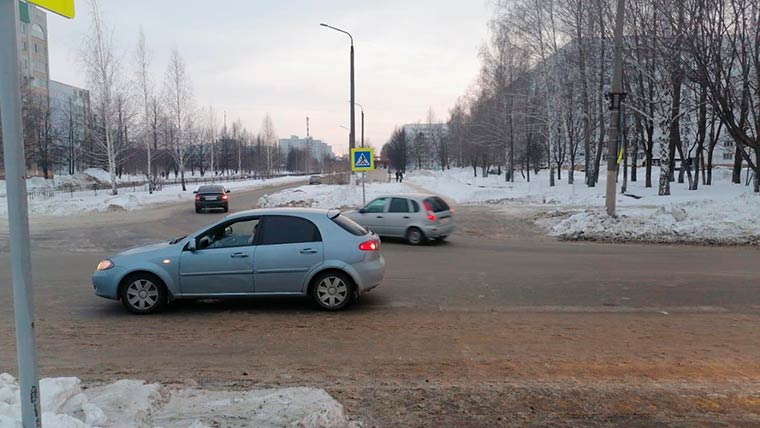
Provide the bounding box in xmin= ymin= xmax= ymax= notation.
xmin=134 ymin=28 xmax=155 ymax=192
xmin=81 ymin=0 xmax=121 ymax=194
xmin=163 ymin=48 xmax=195 ymax=191
xmin=259 ymin=113 xmax=278 ymax=177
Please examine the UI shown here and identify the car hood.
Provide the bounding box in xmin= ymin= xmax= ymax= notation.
xmin=116 ymin=241 xmax=173 ymax=257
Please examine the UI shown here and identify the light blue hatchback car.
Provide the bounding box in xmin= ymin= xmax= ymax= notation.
xmin=92 ymin=208 xmax=385 ymax=313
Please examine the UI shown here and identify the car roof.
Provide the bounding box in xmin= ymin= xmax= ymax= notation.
xmin=378 ymin=193 xmax=437 ymax=200
xmin=197 ymin=185 xmax=225 ymax=192
xmin=225 ymin=207 xmax=332 ymax=220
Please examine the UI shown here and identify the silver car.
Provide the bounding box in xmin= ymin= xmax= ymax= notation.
xmin=344 ymin=193 xmax=455 ymax=245
xmin=92 ymin=208 xmax=385 ymax=314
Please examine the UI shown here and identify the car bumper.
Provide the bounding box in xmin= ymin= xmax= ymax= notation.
xmin=351 ymin=255 xmax=385 ymax=294
xmin=196 ymin=201 xmax=228 ymax=208
xmin=423 ymin=222 xmax=455 ymax=238
xmin=92 ymin=266 xmax=126 ymax=300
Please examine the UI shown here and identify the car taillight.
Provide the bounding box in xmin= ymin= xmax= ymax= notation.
xmin=359 ymin=239 xmax=380 ymax=251
xmin=195 ymin=195 xmax=201 ymax=201
xmin=221 ymin=194 xmax=229 ymax=200
xmin=423 ymin=201 xmax=436 ymax=221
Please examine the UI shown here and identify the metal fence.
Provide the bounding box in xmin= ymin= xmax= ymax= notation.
xmin=22 ymin=173 xmax=301 ymax=200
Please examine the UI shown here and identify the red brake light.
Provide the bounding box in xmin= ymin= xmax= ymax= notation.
xmin=423 ymin=201 xmax=436 ymax=221
xmin=359 ymin=239 xmax=380 ymax=251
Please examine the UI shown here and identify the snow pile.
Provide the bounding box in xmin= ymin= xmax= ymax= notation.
xmin=259 ymin=182 xmax=413 ymax=209
xmin=0 ymin=176 xmax=305 ymax=218
xmin=549 ymin=194 xmax=760 ymax=244
xmin=0 ymin=373 xmax=358 ymax=428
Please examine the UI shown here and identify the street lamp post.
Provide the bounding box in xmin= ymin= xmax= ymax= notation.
xmin=320 ymin=23 xmax=355 ymax=152
xmin=355 ymin=102 xmax=364 ymax=148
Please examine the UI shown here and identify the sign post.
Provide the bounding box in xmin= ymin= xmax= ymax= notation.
xmin=350 ymin=148 xmax=374 ymax=206
xmin=1 ymin=1 xmax=74 ymax=426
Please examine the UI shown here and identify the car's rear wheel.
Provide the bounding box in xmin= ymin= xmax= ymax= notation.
xmin=406 ymin=227 xmax=425 ymax=245
xmin=195 ymin=206 xmax=202 ymax=213
xmin=120 ymin=273 xmax=167 ymax=314
xmin=223 ymin=205 xmax=229 ymax=213
xmin=312 ymin=271 xmax=354 ymax=311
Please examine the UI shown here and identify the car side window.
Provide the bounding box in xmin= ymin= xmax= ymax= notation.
xmin=389 ymin=198 xmax=410 ymax=213
xmin=364 ymin=198 xmax=388 ymax=213
xmin=258 ymin=215 xmax=322 ymax=245
xmin=410 ymin=200 xmax=420 ymax=212
xmin=196 ymin=218 xmax=260 ymax=250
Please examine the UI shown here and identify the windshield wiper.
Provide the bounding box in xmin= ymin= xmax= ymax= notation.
xmin=169 ymin=235 xmax=187 ymax=245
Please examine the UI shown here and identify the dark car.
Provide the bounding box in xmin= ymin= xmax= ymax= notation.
xmin=194 ymin=185 xmax=230 ymax=213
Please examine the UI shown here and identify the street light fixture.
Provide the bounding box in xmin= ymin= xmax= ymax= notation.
xmin=320 ymin=23 xmax=356 ymax=152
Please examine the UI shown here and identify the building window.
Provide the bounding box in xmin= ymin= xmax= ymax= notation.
xmin=31 ymin=24 xmax=45 ymax=40
xmin=20 ymin=23 xmax=26 ymax=34
xmin=33 ymin=43 xmax=38 ymax=54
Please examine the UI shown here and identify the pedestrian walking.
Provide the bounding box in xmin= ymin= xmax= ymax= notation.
xmin=399 ymin=170 xmax=404 ymax=183
xmin=395 ymin=170 xmax=400 ymax=183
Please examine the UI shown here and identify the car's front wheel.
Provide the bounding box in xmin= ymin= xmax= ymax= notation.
xmin=312 ymin=271 xmax=354 ymax=311
xmin=120 ymin=273 xmax=167 ymax=314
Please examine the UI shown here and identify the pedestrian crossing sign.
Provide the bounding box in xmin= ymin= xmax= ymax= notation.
xmin=350 ymin=148 xmax=374 ymax=172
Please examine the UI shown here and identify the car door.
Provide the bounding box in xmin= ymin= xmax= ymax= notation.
xmin=179 ymin=216 xmax=260 ymax=295
xmin=356 ymin=197 xmax=389 ymax=235
xmin=252 ymin=215 xmax=324 ymax=293
xmin=384 ymin=197 xmax=412 ymax=237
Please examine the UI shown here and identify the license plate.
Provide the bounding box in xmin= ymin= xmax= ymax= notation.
xmin=439 ymin=217 xmax=450 ymax=225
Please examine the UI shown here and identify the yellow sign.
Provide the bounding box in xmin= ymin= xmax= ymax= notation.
xmin=27 ymin=0 xmax=75 ymax=19
xmin=350 ymin=148 xmax=374 ymax=172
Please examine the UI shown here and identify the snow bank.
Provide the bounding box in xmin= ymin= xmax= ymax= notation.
xmin=0 ymin=373 xmax=358 ymax=428
xmin=259 ymin=181 xmax=413 ymax=209
xmin=0 ymin=176 xmax=305 ymax=218
xmin=549 ymin=194 xmax=760 ymax=244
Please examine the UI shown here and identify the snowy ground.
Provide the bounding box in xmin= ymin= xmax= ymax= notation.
xmin=0 ymin=373 xmax=358 ymax=428
xmin=406 ymin=167 xmax=760 ymax=245
xmin=258 ymin=181 xmax=414 ymax=210
xmin=0 ymin=175 xmax=304 ymax=218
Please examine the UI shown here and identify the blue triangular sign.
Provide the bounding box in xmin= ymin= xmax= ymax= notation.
xmin=356 ymin=153 xmax=370 ymax=167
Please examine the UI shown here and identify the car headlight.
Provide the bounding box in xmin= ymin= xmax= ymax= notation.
xmin=96 ymin=259 xmax=114 ymax=271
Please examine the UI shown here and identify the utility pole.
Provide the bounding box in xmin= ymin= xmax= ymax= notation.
xmin=306 ymin=116 xmax=310 ymax=174
xmin=320 ymin=23 xmax=355 ymax=152
xmin=605 ymin=0 xmax=626 ymax=217
xmin=1 ymin=0 xmax=42 ymax=426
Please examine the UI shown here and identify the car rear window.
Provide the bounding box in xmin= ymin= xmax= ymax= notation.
xmin=332 ymin=214 xmax=368 ymax=236
xmin=198 ymin=185 xmax=223 ymax=193
xmin=424 ymin=197 xmax=450 ymax=212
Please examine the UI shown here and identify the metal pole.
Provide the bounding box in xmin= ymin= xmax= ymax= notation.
xmin=350 ymin=44 xmax=355 ymax=151
xmin=605 ymin=0 xmax=625 ymax=217
xmin=360 ymin=108 xmax=365 ymax=204
xmin=361 ymin=109 xmax=364 ymax=148
xmin=0 ymin=0 xmax=42 ymax=426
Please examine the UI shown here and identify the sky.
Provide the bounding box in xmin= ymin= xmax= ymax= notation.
xmin=46 ymin=0 xmax=492 ymax=156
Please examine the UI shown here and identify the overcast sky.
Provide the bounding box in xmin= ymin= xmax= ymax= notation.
xmin=47 ymin=0 xmax=492 ymax=155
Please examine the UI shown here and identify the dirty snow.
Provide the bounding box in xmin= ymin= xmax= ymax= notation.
xmin=0 ymin=176 xmax=305 ymax=218
xmin=0 ymin=373 xmax=358 ymax=428
xmin=258 ymin=181 xmax=414 ymax=209
xmin=406 ymin=167 xmax=760 ymax=244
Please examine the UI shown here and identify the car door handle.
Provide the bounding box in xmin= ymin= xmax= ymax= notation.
xmin=300 ymin=248 xmax=318 ymax=254
xmin=403 ymin=216 xmax=410 ymax=219
xmin=376 ymin=216 xmax=383 ymax=219
xmin=230 ymin=252 xmax=249 ymax=258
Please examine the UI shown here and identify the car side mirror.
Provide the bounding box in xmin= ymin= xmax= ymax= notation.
xmin=187 ymin=239 xmax=197 ymax=251
xmin=358 ymin=208 xmax=367 ymax=214
xmin=226 ymin=189 xmax=231 ymax=194
xmin=193 ymin=190 xmax=198 ymax=194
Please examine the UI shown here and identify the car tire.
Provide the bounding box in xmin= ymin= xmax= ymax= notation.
xmin=120 ymin=273 xmax=167 ymax=315
xmin=311 ymin=271 xmax=354 ymax=311
xmin=406 ymin=227 xmax=425 ymax=245
xmin=223 ymin=205 xmax=229 ymax=213
xmin=195 ymin=207 xmax=201 ymax=213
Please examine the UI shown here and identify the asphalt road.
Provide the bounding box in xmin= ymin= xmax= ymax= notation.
xmin=1 ymin=181 xmax=759 ymax=427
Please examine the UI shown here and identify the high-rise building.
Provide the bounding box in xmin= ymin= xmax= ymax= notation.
xmin=17 ymin=2 xmax=50 ymax=99
xmin=49 ymin=80 xmax=91 ymax=174
xmin=278 ymin=135 xmax=335 ymax=161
